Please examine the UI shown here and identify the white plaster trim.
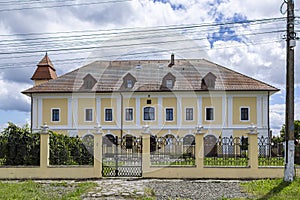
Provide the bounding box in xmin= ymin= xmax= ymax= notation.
xmin=68 ymin=98 xmax=72 ymax=126
xmin=51 ymin=108 xmax=61 ymax=123
xmin=32 ymin=97 xmax=38 ymax=129
xmin=84 ymin=107 xmax=94 ymax=122
xmin=165 ymin=107 xmax=175 ymax=122
xmin=177 ymin=96 xmax=182 ymax=127
xmin=158 ymin=97 xmax=163 ymax=126
xmin=136 ymin=97 xmax=140 ymax=126
xmin=37 ymin=98 xmax=43 ymax=127
xmin=184 ymin=107 xmax=194 ymax=122
xmin=228 ymin=96 xmax=233 ymax=127
xmin=222 ymin=95 xmax=226 ymax=127
xmin=124 ymin=107 xmax=134 ymax=122
xmin=257 ymin=96 xmax=262 ymax=127
xmin=198 ymin=96 xmax=202 ymax=125
xmin=73 ymin=98 xmax=78 ymax=128
xmin=239 ymin=106 xmax=250 ymax=122
xmin=96 ymin=97 xmax=101 ymax=124
xmin=205 ymin=107 xmax=215 ymax=122
xmin=116 ymin=97 xmax=121 ymax=126
xmin=262 ymin=96 xmax=268 ymax=128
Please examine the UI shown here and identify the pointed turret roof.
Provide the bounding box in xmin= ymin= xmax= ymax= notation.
xmin=31 ymin=53 xmax=57 ymax=80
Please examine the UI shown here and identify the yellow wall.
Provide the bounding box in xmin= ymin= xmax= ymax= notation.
xmin=101 ymin=98 xmax=117 ymax=125
xmin=162 ymin=97 xmax=177 ymax=125
xmin=232 ymin=97 xmax=257 ymax=125
xmin=78 ymin=98 xmax=96 ymax=125
xmin=202 ymin=97 xmax=222 ymax=125
xmin=42 ymin=98 xmax=68 ymax=126
xmin=181 ymin=97 xmax=197 ymax=125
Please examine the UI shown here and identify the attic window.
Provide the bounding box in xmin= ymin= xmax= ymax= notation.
xmin=161 ymin=72 xmax=176 ymax=90
xmin=201 ymin=72 xmax=217 ymax=89
xmin=127 ymin=79 xmax=133 ymax=88
xmin=122 ymin=73 xmax=136 ymax=90
xmin=82 ymin=74 xmax=96 ymax=89
xmin=166 ymin=80 xmax=173 ymax=88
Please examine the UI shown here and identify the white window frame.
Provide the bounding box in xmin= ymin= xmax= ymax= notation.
xmin=143 ymin=106 xmax=155 ymax=121
xmin=165 ymin=107 xmax=174 ymax=121
xmin=185 ymin=107 xmax=194 ymax=121
xmin=51 ymin=108 xmax=60 ymax=122
xmin=127 ymin=79 xmax=133 ymax=88
xmin=125 ymin=107 xmax=134 ymax=121
xmin=84 ymin=108 xmax=94 ymax=122
xmin=240 ymin=106 xmax=250 ymax=122
xmin=104 ymin=108 xmax=113 ymax=122
xmin=205 ymin=107 xmax=215 ymax=121
xmin=166 ymin=79 xmax=173 ymax=88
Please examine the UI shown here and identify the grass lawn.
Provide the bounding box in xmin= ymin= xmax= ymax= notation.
xmin=240 ymin=178 xmax=300 ymax=200
xmin=0 ymin=180 xmax=97 ymax=200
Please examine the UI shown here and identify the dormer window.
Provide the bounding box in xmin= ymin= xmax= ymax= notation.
xmin=127 ymin=79 xmax=133 ymax=88
xmin=82 ymin=74 xmax=97 ymax=90
xmin=122 ymin=73 xmax=136 ymax=90
xmin=201 ymin=72 xmax=217 ymax=90
xmin=161 ymin=72 xmax=176 ymax=90
xmin=166 ymin=79 xmax=173 ymax=88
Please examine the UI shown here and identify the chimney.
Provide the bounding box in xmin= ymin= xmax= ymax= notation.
xmin=168 ymin=53 xmax=175 ymax=68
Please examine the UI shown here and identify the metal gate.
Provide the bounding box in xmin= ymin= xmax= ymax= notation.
xmin=102 ymin=135 xmax=142 ymax=177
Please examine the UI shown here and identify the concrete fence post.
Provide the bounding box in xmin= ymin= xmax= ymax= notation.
xmin=40 ymin=123 xmax=50 ymax=169
xmin=93 ymin=124 xmax=103 ymax=178
xmin=248 ymin=123 xmax=258 ymax=170
xmin=195 ymin=125 xmax=205 ymax=169
xmin=142 ymin=125 xmax=151 ymax=175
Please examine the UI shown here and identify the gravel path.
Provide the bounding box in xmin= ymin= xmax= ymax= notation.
xmin=82 ymin=179 xmax=251 ymax=200
xmin=144 ymin=179 xmax=250 ymax=200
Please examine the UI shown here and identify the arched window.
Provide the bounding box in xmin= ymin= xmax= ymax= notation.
xmin=144 ymin=107 xmax=155 ymax=120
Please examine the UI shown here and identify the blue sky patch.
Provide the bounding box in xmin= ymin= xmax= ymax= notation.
xmin=152 ymin=0 xmax=185 ymax=11
xmin=207 ymin=2 xmax=249 ymax=48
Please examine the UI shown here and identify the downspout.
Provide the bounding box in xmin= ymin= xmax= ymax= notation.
xmin=30 ymin=93 xmax=33 ymax=133
xmin=120 ymin=92 xmax=123 ymax=139
xmin=268 ymin=91 xmax=270 ymax=138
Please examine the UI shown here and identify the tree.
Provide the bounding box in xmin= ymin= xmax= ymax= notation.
xmin=280 ymin=120 xmax=300 ymax=141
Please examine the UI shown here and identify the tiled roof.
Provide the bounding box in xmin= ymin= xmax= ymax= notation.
xmin=31 ymin=54 xmax=57 ymax=80
xmin=23 ymin=59 xmax=279 ymax=94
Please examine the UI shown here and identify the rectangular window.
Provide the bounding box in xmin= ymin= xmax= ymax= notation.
xmin=127 ymin=79 xmax=132 ymax=88
xmin=85 ymin=108 xmax=93 ymax=122
xmin=186 ymin=108 xmax=193 ymax=121
xmin=241 ymin=107 xmax=249 ymax=121
xmin=206 ymin=107 xmax=214 ymax=121
xmin=166 ymin=79 xmax=173 ymax=88
xmin=144 ymin=107 xmax=155 ymax=121
xmin=51 ymin=108 xmax=60 ymax=122
xmin=105 ymin=108 xmax=113 ymax=121
xmin=166 ymin=108 xmax=174 ymax=121
xmin=125 ymin=108 xmax=133 ymax=121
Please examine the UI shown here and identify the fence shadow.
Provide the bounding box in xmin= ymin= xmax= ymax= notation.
xmin=257 ymin=180 xmax=291 ymax=200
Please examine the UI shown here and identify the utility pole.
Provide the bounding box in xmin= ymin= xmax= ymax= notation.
xmin=284 ymin=0 xmax=296 ymax=182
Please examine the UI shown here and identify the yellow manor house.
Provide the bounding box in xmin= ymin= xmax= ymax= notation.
xmin=22 ymin=54 xmax=279 ymax=140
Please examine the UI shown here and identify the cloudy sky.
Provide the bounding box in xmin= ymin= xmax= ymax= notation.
xmin=0 ymin=0 xmax=299 ymax=135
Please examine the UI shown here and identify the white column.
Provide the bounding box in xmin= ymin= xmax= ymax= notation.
xmin=96 ymin=97 xmax=101 ymax=124
xmin=158 ymin=97 xmax=163 ymax=126
xmin=222 ymin=95 xmax=226 ymax=127
xmin=32 ymin=97 xmax=38 ymax=129
xmin=256 ymin=96 xmax=262 ymax=128
xmin=136 ymin=97 xmax=140 ymax=126
xmin=198 ymin=96 xmax=202 ymax=125
xmin=73 ymin=98 xmax=78 ymax=128
xmin=37 ymin=98 xmax=43 ymax=128
xmin=262 ymin=96 xmax=268 ymax=128
xmin=227 ymin=96 xmax=233 ymax=127
xmin=68 ymin=97 xmax=72 ymax=128
xmin=116 ymin=97 xmax=121 ymax=128
xmin=177 ymin=95 xmax=182 ymax=127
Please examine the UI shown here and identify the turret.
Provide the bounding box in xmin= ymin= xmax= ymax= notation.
xmin=31 ymin=53 xmax=57 ymax=86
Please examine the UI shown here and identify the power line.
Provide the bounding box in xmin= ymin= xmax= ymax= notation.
xmin=0 ymin=0 xmax=131 ymax=12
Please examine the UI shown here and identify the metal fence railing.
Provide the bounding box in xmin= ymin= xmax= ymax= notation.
xmin=258 ymin=136 xmax=284 ymax=166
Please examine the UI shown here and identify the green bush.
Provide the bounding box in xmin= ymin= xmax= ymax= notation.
xmin=0 ymin=123 xmax=93 ymax=166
